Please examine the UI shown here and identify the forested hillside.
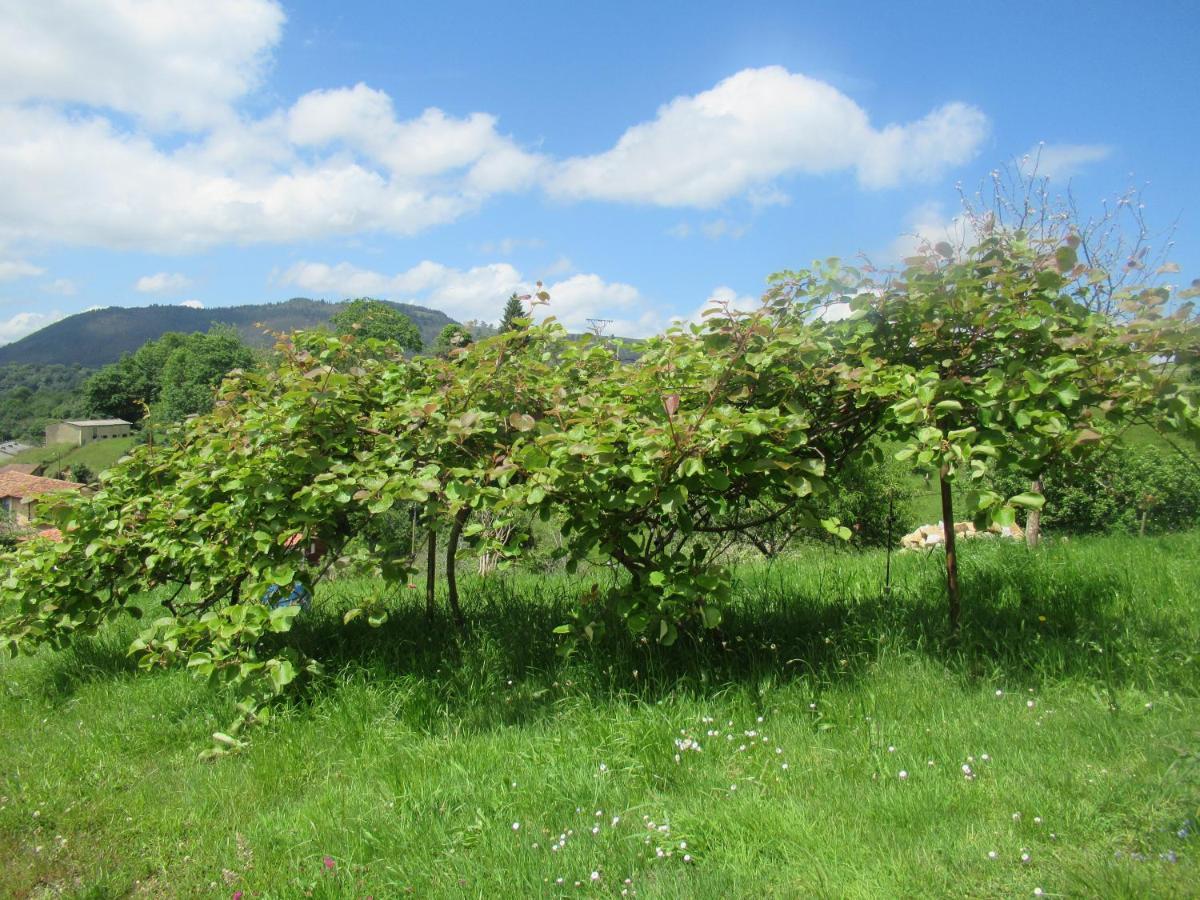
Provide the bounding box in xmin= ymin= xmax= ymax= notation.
xmin=0 ymin=298 xmax=457 ymax=367
xmin=0 ymin=363 xmax=91 ymax=443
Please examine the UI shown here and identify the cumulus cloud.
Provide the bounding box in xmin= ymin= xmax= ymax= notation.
xmin=479 ymin=236 xmax=545 ymax=255
xmin=885 ymin=201 xmax=972 ymax=262
xmin=0 ymin=259 xmax=43 ymax=282
xmin=0 ymin=4 xmax=543 ymax=252
xmin=179 ymin=299 xmax=204 ymax=309
xmin=671 ymin=285 xmax=762 ymax=326
xmin=279 ymin=259 xmax=663 ymax=336
xmin=0 ymin=309 xmax=63 ymax=345
xmin=548 ymin=67 xmax=988 ymax=205
xmin=286 ymin=84 xmax=544 ymax=187
xmin=0 ymin=0 xmax=285 ymax=129
xmin=135 ymin=272 xmax=194 ymax=294
xmin=0 ymin=12 xmax=990 ymax=256
xmin=0 ymin=105 xmax=495 ymax=251
xmin=280 ymin=260 xmax=523 ymax=322
xmin=1020 ymin=142 xmax=1112 ymax=180
xmin=40 ymin=277 xmax=76 ymax=295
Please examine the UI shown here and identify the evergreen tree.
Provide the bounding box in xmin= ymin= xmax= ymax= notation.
xmin=499 ymin=294 xmax=526 ymax=333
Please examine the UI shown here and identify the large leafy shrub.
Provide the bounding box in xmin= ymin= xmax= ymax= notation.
xmin=994 ymin=444 xmax=1200 ymax=535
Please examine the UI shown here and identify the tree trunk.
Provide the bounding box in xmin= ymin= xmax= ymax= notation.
xmin=445 ymin=508 xmax=469 ymax=631
xmin=425 ymin=526 xmax=437 ymax=621
xmin=1025 ymin=478 xmax=1043 ymax=548
xmin=939 ymin=465 xmax=961 ymax=633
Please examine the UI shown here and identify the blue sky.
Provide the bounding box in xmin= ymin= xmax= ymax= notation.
xmin=0 ymin=0 xmax=1197 ymax=343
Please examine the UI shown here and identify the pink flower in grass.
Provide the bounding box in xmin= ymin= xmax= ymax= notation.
xmin=323 ymin=855 xmax=336 ymax=871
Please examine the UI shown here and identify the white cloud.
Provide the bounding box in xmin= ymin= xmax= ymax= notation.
xmin=0 ymin=259 xmax=43 ymax=282
xmin=540 ymin=273 xmax=652 ymax=335
xmin=818 ymin=302 xmax=853 ymax=322
xmin=179 ymin=299 xmax=204 ymax=309
xmin=669 ymin=221 xmax=748 ymax=240
xmin=746 ymin=185 xmax=791 ymax=209
xmin=286 ymin=84 xmax=544 ymax=188
xmin=857 ymin=103 xmax=989 ymax=188
xmin=0 ymin=105 xmax=489 ymax=251
xmin=135 ymin=272 xmax=194 ymax=294
xmin=539 ymin=256 xmax=575 ymax=279
xmin=0 ymin=27 xmax=991 ymax=256
xmin=672 ymin=286 xmax=761 ymax=326
xmin=1020 ymin=142 xmax=1112 ymax=180
xmin=0 ymin=0 xmax=285 ymax=129
xmin=885 ymin=201 xmax=972 ymax=262
xmin=479 ymin=236 xmax=545 ymax=255
xmin=280 ymin=260 xmax=523 ymax=322
xmin=40 ymin=277 xmax=76 ymax=295
xmin=548 ymin=66 xmax=988 ymax=206
xmin=279 ymin=259 xmax=664 ymax=336
xmin=0 ymin=309 xmax=63 ymax=345
xmin=700 ymin=219 xmax=748 ymax=240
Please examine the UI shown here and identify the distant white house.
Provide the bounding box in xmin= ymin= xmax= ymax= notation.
xmin=45 ymin=418 xmax=132 ymax=447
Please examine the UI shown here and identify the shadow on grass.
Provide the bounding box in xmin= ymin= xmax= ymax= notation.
xmin=18 ymin=538 xmax=1197 ymax=725
xmin=266 ymin=540 xmax=1196 ymax=734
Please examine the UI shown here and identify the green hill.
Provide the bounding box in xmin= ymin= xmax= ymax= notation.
xmin=0 ymin=298 xmax=458 ymax=368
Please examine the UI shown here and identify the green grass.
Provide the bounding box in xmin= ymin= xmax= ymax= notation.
xmin=2 ymin=533 xmax=1198 ymax=897
xmin=7 ymin=437 xmax=137 ymax=480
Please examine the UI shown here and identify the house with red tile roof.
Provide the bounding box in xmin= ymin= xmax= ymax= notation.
xmin=0 ymin=471 xmax=84 ymax=527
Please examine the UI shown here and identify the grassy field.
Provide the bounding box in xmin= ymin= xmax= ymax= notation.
xmin=1 ymin=533 xmax=1197 ymax=898
xmin=7 ymin=437 xmax=138 ymax=480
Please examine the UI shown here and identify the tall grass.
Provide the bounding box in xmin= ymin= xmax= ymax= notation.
xmin=1 ymin=533 xmax=1197 ymax=897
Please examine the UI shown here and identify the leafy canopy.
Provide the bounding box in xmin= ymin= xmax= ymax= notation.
xmin=329 ymin=299 xmax=423 ymax=352
xmin=0 ymin=228 xmax=1196 ymax=752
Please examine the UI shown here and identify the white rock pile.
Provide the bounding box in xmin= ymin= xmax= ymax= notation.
xmin=899 ymin=520 xmax=1023 ymax=551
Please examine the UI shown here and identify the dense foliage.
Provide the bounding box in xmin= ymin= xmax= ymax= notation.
xmin=993 ymin=442 xmax=1200 ymax=536
xmin=432 ymin=323 xmax=473 ymax=356
xmin=329 ymin=298 xmax=423 ymax=352
xmin=0 ymin=230 xmax=1196 ymax=751
xmin=0 ymin=363 xmax=91 ymax=442
xmin=83 ymin=326 xmax=259 ymax=423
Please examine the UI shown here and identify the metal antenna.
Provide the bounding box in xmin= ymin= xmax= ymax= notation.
xmin=586 ymin=317 xmax=613 ymax=337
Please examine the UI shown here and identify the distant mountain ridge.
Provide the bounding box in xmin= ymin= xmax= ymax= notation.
xmin=0 ymin=299 xmax=458 ymax=368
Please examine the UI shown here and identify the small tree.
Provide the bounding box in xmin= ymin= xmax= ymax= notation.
xmin=432 ymin=323 xmax=473 ymax=357
xmin=830 ymin=233 xmax=1198 ymax=631
xmin=499 ymin=294 xmax=526 ymax=333
xmin=330 ymin=299 xmax=423 ymax=352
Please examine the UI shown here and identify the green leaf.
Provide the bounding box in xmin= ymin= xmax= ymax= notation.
xmin=508 ymin=412 xmax=536 ymax=431
xmin=1054 ymin=384 xmax=1080 ymax=406
xmin=1008 ymin=492 xmax=1045 ymax=510
xmin=701 ymin=606 xmax=722 ymax=628
xmin=1055 ymin=245 xmax=1078 ymax=273
xmin=658 ymin=620 xmax=678 ymax=647
xmin=992 ymin=505 xmax=1017 ymax=528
